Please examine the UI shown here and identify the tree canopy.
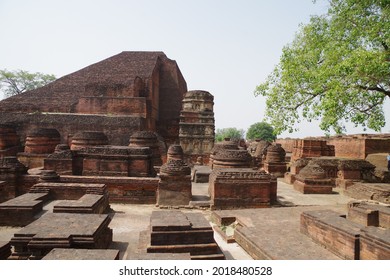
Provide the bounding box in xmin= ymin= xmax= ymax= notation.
xmin=0 ymin=69 xmax=56 ymax=98
xmin=255 ymin=0 xmax=389 ymax=135
xmin=246 ymin=122 xmax=276 ymax=142
xmin=215 ymin=127 xmax=245 ymax=142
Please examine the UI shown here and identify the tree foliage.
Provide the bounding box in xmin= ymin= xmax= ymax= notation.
xmin=215 ymin=127 xmax=245 ymax=142
xmin=246 ymin=122 xmax=276 ymax=141
xmin=255 ymin=0 xmax=390 ymax=135
xmin=0 ymin=69 xmax=56 ymax=98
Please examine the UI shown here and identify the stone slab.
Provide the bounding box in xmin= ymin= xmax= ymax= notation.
xmin=53 ymin=194 xmax=109 ymax=214
xmin=9 ymin=213 xmax=112 ymax=259
xmin=150 ymin=211 xmax=191 ymax=232
xmin=147 ymin=210 xmax=224 ymax=259
xmin=0 ymin=193 xmax=50 ymax=226
xmin=42 ymin=248 xmax=120 ymax=260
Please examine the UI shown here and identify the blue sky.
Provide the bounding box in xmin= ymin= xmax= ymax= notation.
xmin=1 ymin=0 xmax=389 ymax=138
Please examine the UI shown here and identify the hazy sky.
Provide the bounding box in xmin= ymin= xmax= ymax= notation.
xmin=1 ymin=0 xmax=389 ymax=138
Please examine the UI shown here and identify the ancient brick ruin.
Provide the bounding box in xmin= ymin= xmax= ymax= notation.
xmin=157 ymin=145 xmax=192 ymax=207
xmin=301 ymin=202 xmax=390 ymax=260
xmin=1 ymin=50 xmax=389 ymax=261
xmin=146 ymin=211 xmax=225 ymax=260
xmin=0 ymin=51 xmax=187 ymax=147
xmin=179 ymin=90 xmax=215 ymax=164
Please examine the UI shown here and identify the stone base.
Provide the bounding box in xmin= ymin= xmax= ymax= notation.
xmin=157 ymin=176 xmax=192 ymax=206
xmin=53 ymin=194 xmax=110 ymax=214
xmin=293 ymin=180 xmax=333 ymax=194
xmin=209 ymin=168 xmax=277 ymax=210
xmin=42 ymin=248 xmax=120 ymax=260
xmin=146 ymin=211 xmax=225 ymax=260
xmin=9 ymin=213 xmax=113 ymax=260
xmin=0 ymin=193 xmax=50 ymax=226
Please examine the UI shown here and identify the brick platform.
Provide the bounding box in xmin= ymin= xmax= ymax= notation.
xmin=300 ymin=210 xmax=362 ymax=259
xmin=42 ymin=248 xmax=120 ymax=260
xmin=59 ymin=176 xmax=159 ymax=204
xmin=211 ymin=207 xmax=341 ymax=260
xmin=146 ymin=211 xmax=225 ymax=260
xmin=0 ymin=241 xmax=11 ymax=260
xmin=209 ymin=168 xmax=277 ymax=209
xmin=301 ymin=208 xmax=390 ymax=260
xmin=0 ymin=193 xmax=50 ymax=226
xmin=9 ymin=213 xmax=113 ymax=260
xmin=29 ymin=182 xmax=108 ymax=200
xmin=359 ymin=227 xmax=390 ymax=260
xmin=53 ymin=194 xmax=110 ymax=214
xmin=345 ymin=183 xmax=390 ymax=204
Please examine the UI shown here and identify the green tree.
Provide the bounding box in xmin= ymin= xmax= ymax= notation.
xmin=255 ymin=0 xmax=389 ymax=135
xmin=246 ymin=122 xmax=276 ymax=142
xmin=215 ymin=127 xmax=245 ymax=142
xmin=0 ymin=69 xmax=56 ymax=98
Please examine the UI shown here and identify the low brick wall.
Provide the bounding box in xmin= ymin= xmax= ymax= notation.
xmin=60 ymin=175 xmax=159 ymax=204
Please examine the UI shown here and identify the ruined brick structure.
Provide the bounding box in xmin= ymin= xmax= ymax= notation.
xmin=179 ymin=90 xmax=215 ymax=164
xmin=17 ymin=128 xmax=61 ymax=169
xmin=157 ymin=145 xmax=192 ymax=206
xmin=327 ymin=134 xmax=390 ymax=159
xmin=0 ymin=157 xmax=27 ymax=202
xmin=263 ymin=143 xmax=287 ymax=177
xmin=291 ymin=139 xmax=335 ymax=162
xmin=293 ymin=162 xmax=334 ymax=194
xmin=129 ymin=131 xmax=163 ymax=169
xmin=209 ymin=138 xmax=239 ymax=168
xmin=285 ymin=157 xmax=377 ymax=190
xmin=301 ymin=202 xmax=390 ymax=260
xmin=209 ymin=168 xmax=277 ymax=209
xmin=0 ymin=51 xmax=187 ymax=147
xmin=0 ymin=124 xmax=20 ymax=157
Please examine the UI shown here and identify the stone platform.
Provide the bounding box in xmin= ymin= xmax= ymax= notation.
xmin=0 ymin=193 xmax=50 ymax=226
xmin=53 ymin=194 xmax=110 ymax=214
xmin=0 ymin=241 xmax=11 ymax=259
xmin=9 ymin=213 xmax=113 ymax=260
xmin=42 ymin=248 xmax=120 ymax=260
xmin=146 ymin=211 xmax=225 ymax=260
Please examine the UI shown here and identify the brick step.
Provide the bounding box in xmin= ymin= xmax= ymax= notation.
xmin=191 ymin=253 xmax=225 ymax=260
xmin=147 ymin=242 xmax=221 ymax=255
xmin=150 ymin=229 xmax=215 ymax=245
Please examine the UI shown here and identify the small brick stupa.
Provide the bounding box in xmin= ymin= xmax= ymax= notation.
xmin=157 ymin=145 xmax=191 ymax=206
